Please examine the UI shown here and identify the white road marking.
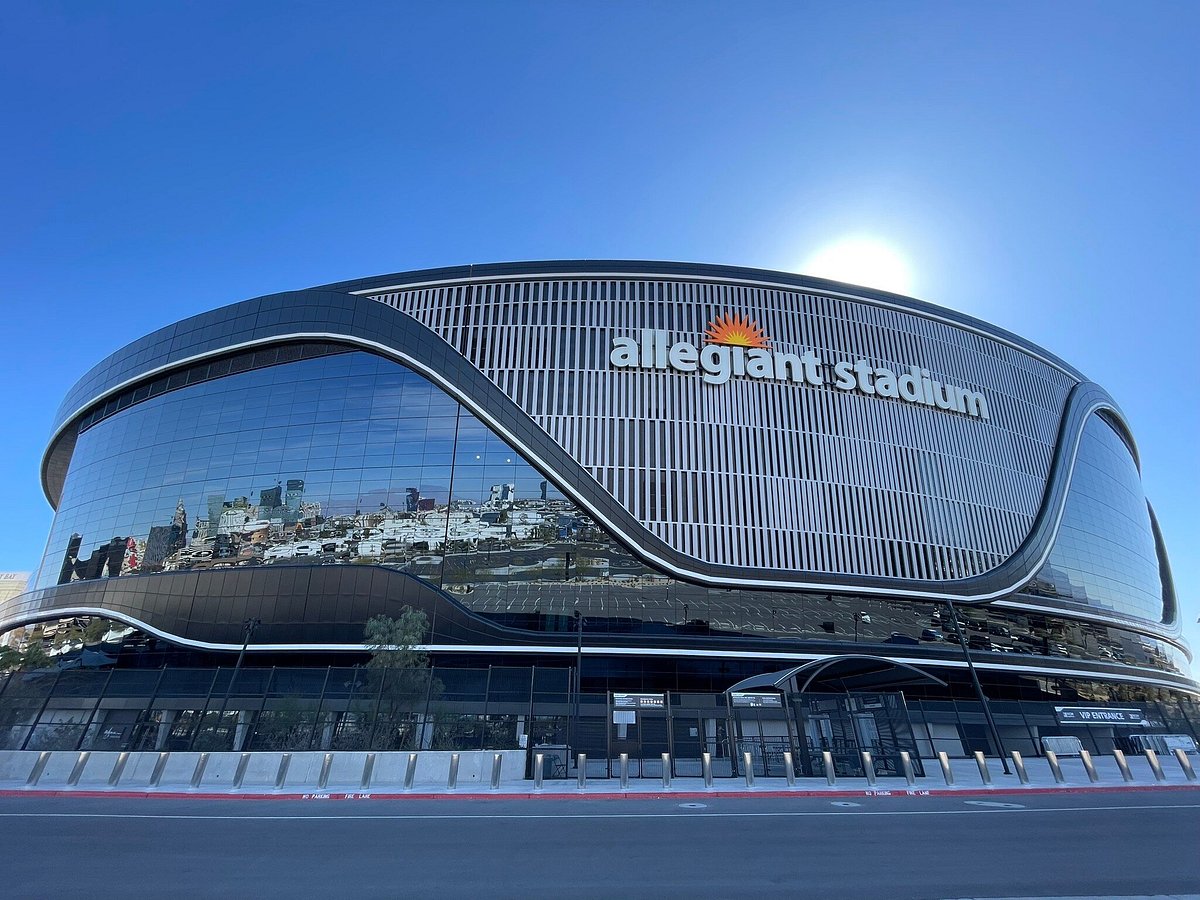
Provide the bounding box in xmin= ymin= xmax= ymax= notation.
xmin=0 ymin=803 xmax=1196 ymax=822
xmin=963 ymin=801 xmax=1026 ymax=809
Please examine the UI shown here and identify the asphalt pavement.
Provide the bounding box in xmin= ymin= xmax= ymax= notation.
xmin=1 ymin=791 xmax=1197 ymax=899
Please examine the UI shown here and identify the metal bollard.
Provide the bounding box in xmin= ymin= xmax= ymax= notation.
xmin=899 ymin=751 xmax=915 ymax=786
xmin=533 ymin=753 xmax=544 ymax=790
xmin=937 ymin=751 xmax=954 ymax=785
xmin=109 ymin=751 xmax=131 ymax=787
xmin=490 ymin=753 xmax=503 ymax=790
xmin=152 ymin=751 xmax=171 ymax=787
xmin=1079 ymin=750 xmax=1100 ymax=783
xmin=1173 ymin=748 xmax=1196 ymax=782
xmin=447 ymin=753 xmax=460 ymax=790
xmin=67 ymin=751 xmax=91 ymax=787
xmin=274 ymin=753 xmax=292 ymax=790
xmin=233 ymin=752 xmax=252 ymax=789
xmin=576 ymin=753 xmax=587 ymax=790
xmin=1045 ymin=749 xmax=1065 ymax=784
xmin=743 ymin=751 xmax=755 ymax=787
xmin=973 ymin=750 xmax=991 ymax=785
xmin=1144 ymin=748 xmax=1166 ymax=782
xmin=361 ymin=753 xmax=376 ymax=789
xmin=783 ymin=751 xmax=796 ymax=787
xmin=822 ymin=750 xmax=836 ymax=785
xmin=701 ymin=751 xmax=713 ymax=788
xmin=1112 ymin=749 xmax=1134 ymax=782
xmin=662 ymin=753 xmax=671 ymax=788
xmin=318 ymin=752 xmax=334 ymax=789
xmin=191 ymin=752 xmax=210 ymax=788
xmin=619 ymin=753 xmax=629 ymax=788
xmin=26 ymin=750 xmax=52 ymax=786
xmin=404 ymin=752 xmax=418 ymax=790
xmin=861 ymin=751 xmax=876 ymax=786
xmin=1010 ymin=750 xmax=1029 ymax=785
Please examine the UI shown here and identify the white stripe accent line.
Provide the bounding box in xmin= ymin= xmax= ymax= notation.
xmin=0 ymin=606 xmax=1194 ymax=696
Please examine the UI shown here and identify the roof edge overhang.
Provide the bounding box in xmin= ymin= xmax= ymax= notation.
xmin=726 ymin=655 xmax=949 ymax=694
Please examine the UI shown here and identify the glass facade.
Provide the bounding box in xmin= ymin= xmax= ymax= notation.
xmin=1025 ymin=414 xmax=1172 ymax=623
xmin=30 ymin=348 xmax=1191 ymax=679
xmin=3 ymin=661 xmax=1198 ymax=760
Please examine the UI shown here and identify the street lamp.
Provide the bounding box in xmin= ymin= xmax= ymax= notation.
xmin=944 ymin=600 xmax=1010 ymax=774
xmin=214 ymin=617 xmax=261 ymax=750
xmin=853 ymin=611 xmax=871 ymax=643
xmin=570 ymin=610 xmax=583 ymax=761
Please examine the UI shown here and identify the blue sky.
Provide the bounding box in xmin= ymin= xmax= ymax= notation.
xmin=2 ymin=2 xmax=1197 ymax=656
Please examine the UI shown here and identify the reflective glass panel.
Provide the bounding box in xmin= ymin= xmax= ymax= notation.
xmin=1025 ymin=415 xmax=1169 ymax=623
xmin=35 ymin=351 xmax=1188 ymax=675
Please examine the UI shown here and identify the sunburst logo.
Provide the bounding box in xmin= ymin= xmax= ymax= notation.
xmin=704 ymin=312 xmax=770 ymax=348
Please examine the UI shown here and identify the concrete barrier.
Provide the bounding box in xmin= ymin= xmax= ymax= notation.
xmin=235 ymin=752 xmax=285 ymax=788
xmin=0 ymin=750 xmax=38 ymax=782
xmin=125 ymin=752 xmax=170 ymax=786
xmin=75 ymin=751 xmax=119 ymax=786
xmin=32 ymin=751 xmax=79 ymax=786
xmin=6 ymin=747 xmax=1196 ymax=794
xmin=0 ymin=749 xmax=528 ymax=792
xmin=158 ymin=752 xmax=204 ymax=787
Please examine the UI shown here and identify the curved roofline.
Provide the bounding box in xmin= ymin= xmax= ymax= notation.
xmin=316 ymin=258 xmax=1088 ymax=382
xmin=725 ymin=655 xmax=948 ymax=693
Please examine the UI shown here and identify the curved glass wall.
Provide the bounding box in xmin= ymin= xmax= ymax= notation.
xmin=1024 ymin=414 xmax=1171 ymax=624
xmin=35 ymin=349 xmax=1189 ymax=677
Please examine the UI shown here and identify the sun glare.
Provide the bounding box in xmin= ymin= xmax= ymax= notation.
xmin=802 ymin=237 xmax=915 ymax=296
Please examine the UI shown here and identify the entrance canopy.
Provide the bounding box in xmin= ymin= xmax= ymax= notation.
xmin=726 ymin=655 xmax=947 ymax=695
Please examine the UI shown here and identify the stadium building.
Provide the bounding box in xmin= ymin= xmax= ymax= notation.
xmin=1 ymin=261 xmax=1195 ymax=768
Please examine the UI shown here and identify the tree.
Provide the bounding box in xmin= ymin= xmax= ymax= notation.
xmin=364 ymin=608 xmax=430 ymax=670
xmin=361 ymin=608 xmax=440 ymax=750
xmin=0 ymin=633 xmax=53 ymax=672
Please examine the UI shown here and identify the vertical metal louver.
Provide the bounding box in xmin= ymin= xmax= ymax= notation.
xmin=366 ymin=276 xmax=1076 ymax=581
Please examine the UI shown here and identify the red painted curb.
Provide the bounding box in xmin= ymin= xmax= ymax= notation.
xmin=1 ymin=784 xmax=1196 ymax=802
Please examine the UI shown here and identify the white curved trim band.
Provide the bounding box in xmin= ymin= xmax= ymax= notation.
xmin=6 ymin=606 xmax=1194 ymax=697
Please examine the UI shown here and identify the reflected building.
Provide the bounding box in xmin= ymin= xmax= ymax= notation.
xmin=1 ymin=261 xmax=1194 ymax=715
xmin=0 ymin=574 xmax=29 ymax=608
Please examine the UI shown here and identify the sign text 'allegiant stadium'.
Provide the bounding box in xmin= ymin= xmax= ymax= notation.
xmin=610 ymin=328 xmax=990 ymax=420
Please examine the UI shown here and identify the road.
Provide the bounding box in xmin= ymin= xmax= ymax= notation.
xmin=1 ymin=791 xmax=1197 ymax=898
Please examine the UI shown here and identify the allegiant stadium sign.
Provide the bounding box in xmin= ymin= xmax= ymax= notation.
xmin=609 ymin=313 xmax=990 ymax=420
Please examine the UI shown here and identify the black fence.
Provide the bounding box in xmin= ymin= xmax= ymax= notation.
xmin=2 ymin=666 xmax=1197 ymax=780
xmin=0 ymin=665 xmax=573 ymax=756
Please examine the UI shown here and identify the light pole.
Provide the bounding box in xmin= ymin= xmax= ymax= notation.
xmin=944 ymin=600 xmax=1010 ymax=774
xmin=215 ymin=617 xmax=260 ymax=750
xmin=853 ymin=611 xmax=870 ymax=643
xmin=571 ymin=610 xmax=583 ymax=762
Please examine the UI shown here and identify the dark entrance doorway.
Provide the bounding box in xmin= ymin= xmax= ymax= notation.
xmin=791 ymin=691 xmax=925 ymax=778
xmin=669 ymin=693 xmax=733 ymax=778
xmin=607 ymin=692 xmax=670 ymax=778
xmin=728 ymin=691 xmax=797 ymax=778
xmin=726 ymin=655 xmax=943 ymax=779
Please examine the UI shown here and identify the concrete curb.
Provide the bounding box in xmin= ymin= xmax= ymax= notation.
xmin=2 ymin=783 xmax=1197 ymax=802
